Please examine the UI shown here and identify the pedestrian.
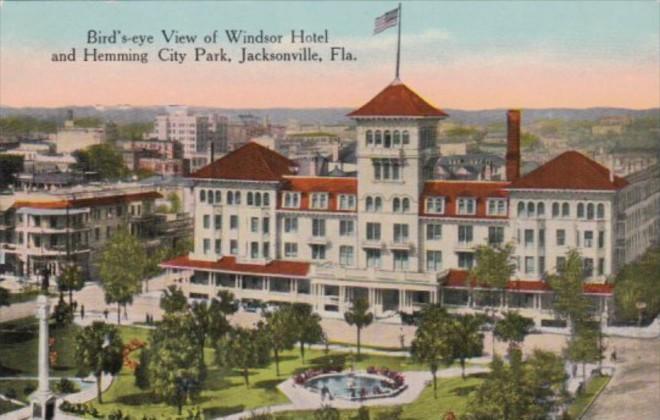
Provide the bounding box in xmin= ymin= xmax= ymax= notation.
xmin=103 ymin=309 xmax=109 ymax=320
xmin=80 ymin=304 xmax=85 ymax=320
xmin=572 ymin=364 xmax=577 ymax=378
xmin=611 ymin=349 xmax=617 ymax=362
xmin=399 ymin=327 xmax=405 ymax=350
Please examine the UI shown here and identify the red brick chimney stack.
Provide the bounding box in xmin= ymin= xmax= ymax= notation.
xmin=506 ymin=110 xmax=521 ymax=182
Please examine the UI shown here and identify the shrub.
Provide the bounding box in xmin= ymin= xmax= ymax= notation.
xmin=5 ymin=387 xmax=17 ymax=399
xmin=376 ymin=406 xmax=403 ymax=420
xmin=314 ymin=405 xmax=340 ymax=420
xmin=23 ymin=383 xmax=36 ymax=396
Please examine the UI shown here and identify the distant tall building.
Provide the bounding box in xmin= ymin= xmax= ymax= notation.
xmin=53 ymin=111 xmax=105 ymax=153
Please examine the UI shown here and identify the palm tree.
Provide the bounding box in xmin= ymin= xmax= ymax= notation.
xmin=291 ymin=303 xmax=323 ymax=363
xmin=75 ymin=322 xmax=124 ymax=403
xmin=447 ymin=314 xmax=485 ymax=379
xmin=410 ymin=304 xmax=452 ymax=398
xmin=59 ymin=263 xmax=84 ymax=307
xmin=493 ymin=311 xmax=535 ymax=354
xmin=264 ymin=307 xmax=297 ymax=376
xmin=344 ymin=297 xmax=373 ymax=359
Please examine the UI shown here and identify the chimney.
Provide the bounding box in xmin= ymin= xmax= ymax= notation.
xmin=506 ymin=110 xmax=521 ymax=182
xmin=210 ymin=142 xmax=215 ymax=164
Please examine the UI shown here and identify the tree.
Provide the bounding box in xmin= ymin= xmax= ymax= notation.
xmin=470 ymin=243 xmax=516 ymax=307
xmin=75 ymin=322 xmax=124 ymax=403
xmin=493 ymin=311 xmax=535 ymax=354
xmin=446 ymin=314 xmax=485 ymax=379
xmin=160 ymin=285 xmax=188 ymax=314
xmin=215 ymin=326 xmax=270 ymax=387
xmin=314 ymin=405 xmax=340 ymax=420
xmin=410 ymin=304 xmax=453 ymax=397
xmin=0 ymin=154 xmax=24 ymax=189
xmin=549 ymin=249 xmax=591 ymax=334
xmin=59 ymin=263 xmax=84 ymax=307
xmin=344 ymin=297 xmax=373 ymax=359
xmin=264 ymin=307 xmax=297 ymax=376
xmin=614 ymin=247 xmax=660 ymax=324
xmin=190 ymin=296 xmax=233 ymax=368
xmin=291 ymin=303 xmax=324 ymax=363
xmin=72 ymin=143 xmax=129 ymax=180
xmin=99 ymin=227 xmax=146 ymax=324
xmin=134 ymin=347 xmax=150 ymax=389
xmin=148 ymin=312 xmax=203 ymax=414
xmin=565 ymin=322 xmax=603 ymax=380
xmin=0 ymin=287 xmax=9 ymax=307
xmin=167 ymin=192 xmax=182 ymax=214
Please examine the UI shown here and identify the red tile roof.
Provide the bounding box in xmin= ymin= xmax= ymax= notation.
xmin=421 ymin=181 xmax=510 ymax=219
xmin=161 ymin=255 xmax=310 ymax=278
xmin=444 ymin=269 xmax=613 ymax=295
xmin=348 ymin=81 xmax=448 ymax=118
xmin=509 ymin=151 xmax=628 ymax=191
xmin=191 ymin=142 xmax=297 ymax=181
xmin=279 ymin=176 xmax=358 ymax=213
xmin=13 ymin=192 xmax=162 ymax=210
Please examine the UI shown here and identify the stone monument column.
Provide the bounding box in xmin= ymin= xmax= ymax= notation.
xmin=31 ymin=269 xmax=55 ymax=420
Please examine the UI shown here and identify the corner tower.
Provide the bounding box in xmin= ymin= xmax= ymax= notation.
xmin=348 ymin=80 xmax=448 ymax=272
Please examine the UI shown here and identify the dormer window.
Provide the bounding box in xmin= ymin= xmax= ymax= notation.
xmin=426 ymin=196 xmax=445 ymax=214
xmin=487 ymin=199 xmax=507 ymax=216
xmin=457 ymin=198 xmax=476 ymax=215
xmin=339 ymin=194 xmax=356 ymax=210
xmin=310 ymin=193 xmax=328 ymax=210
xmin=282 ymin=192 xmax=300 ymax=209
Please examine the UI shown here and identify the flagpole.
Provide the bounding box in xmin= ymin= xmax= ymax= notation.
xmin=395 ymin=2 xmax=402 ymax=79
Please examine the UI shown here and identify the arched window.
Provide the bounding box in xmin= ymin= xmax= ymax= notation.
xmin=587 ymin=203 xmax=595 ymax=220
xmin=393 ymin=130 xmax=401 ymax=146
xmin=517 ymin=202 xmax=525 ymax=217
xmin=597 ymin=203 xmax=605 ymax=219
xmin=537 ymin=202 xmax=545 ymax=216
xmin=366 ymin=196 xmax=374 ymax=212
xmin=375 ymin=130 xmax=382 ymax=146
xmin=366 ymin=130 xmax=373 ymax=146
xmin=527 ymin=202 xmax=535 ymax=217
xmin=263 ymin=193 xmax=270 ymax=207
xmin=375 ymin=197 xmax=383 ymax=211
xmin=402 ymin=198 xmax=410 ymax=213
xmin=235 ymin=191 xmax=241 ymax=205
xmin=255 ymin=193 xmax=262 ymax=207
xmin=200 ymin=189 xmax=206 ymax=202
xmin=562 ymin=202 xmax=570 ymax=217
xmin=215 ymin=191 xmax=221 ymax=203
xmin=208 ymin=191 xmax=214 ymax=204
xmin=577 ymin=203 xmax=585 ymax=218
xmin=384 ymin=130 xmax=392 ymax=148
xmin=552 ymin=202 xmax=560 ymax=217
xmin=247 ymin=192 xmax=253 ymax=206
xmin=402 ymin=130 xmax=410 ymax=145
xmin=393 ymin=197 xmax=401 ymax=213
xmin=227 ymin=191 xmax=233 ymax=205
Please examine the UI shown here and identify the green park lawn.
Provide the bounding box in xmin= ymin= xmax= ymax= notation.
xmin=567 ymin=375 xmax=612 ymax=418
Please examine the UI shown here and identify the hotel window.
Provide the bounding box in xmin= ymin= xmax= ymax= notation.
xmin=488 ymin=226 xmax=504 ymax=245
xmin=597 ymin=203 xmax=605 ymax=219
xmin=94 ymin=228 xmax=100 ymax=241
xmin=214 ymin=215 xmax=222 ymax=230
xmin=227 ymin=191 xmax=233 ymax=205
xmin=577 ymin=203 xmax=585 ymax=218
xmin=556 ymin=229 xmax=566 ymax=246
xmin=598 ymin=231 xmax=605 ymax=249
xmin=537 ymin=202 xmax=545 ymax=217
xmin=457 ymin=198 xmax=476 ymax=215
xmin=203 ymin=215 xmax=210 ymax=229
xmin=230 ymin=240 xmax=238 ymax=255
xmin=587 ymin=203 xmax=595 ymax=220
xmin=263 ymin=193 xmax=270 ymax=206
xmin=562 ymin=202 xmax=570 ymax=217
xmin=584 ymin=231 xmax=594 ymax=247
xmin=262 ymin=242 xmax=270 ymax=259
xmin=517 ymin=202 xmax=525 ymax=217
xmin=458 ymin=252 xmax=474 ymax=269
xmin=393 ymin=224 xmax=409 ymax=243
xmin=250 ymin=242 xmax=259 ymax=258
xmin=311 ymin=193 xmax=329 ymax=210
xmin=203 ymin=239 xmax=211 ymax=255
xmin=375 ymin=130 xmax=382 ymax=146
xmin=373 ymin=159 xmax=401 ymax=181
xmin=539 ymin=229 xmax=545 ymax=248
xmin=526 ymin=202 xmax=535 ymax=217
xmin=312 ymin=218 xmax=326 ymax=237
xmin=539 ymin=257 xmax=546 ymax=274
xmin=393 ymin=130 xmax=401 ymax=146
xmin=339 ymin=194 xmax=356 ymax=210
xmin=552 ymin=202 xmax=560 ymax=217
xmin=525 ymin=257 xmax=535 ymax=274
xmin=234 ymin=191 xmax=241 ymax=205
xmin=426 ymin=197 xmax=445 ymax=214
xmin=284 ymin=243 xmax=298 ymax=258
xmin=366 ymin=130 xmax=373 ymax=146
xmin=366 ymin=223 xmax=381 ymax=241
xmin=366 ymin=197 xmax=374 ymax=212
xmin=215 ymin=191 xmax=222 ymax=203
xmin=384 ymin=130 xmax=392 ymax=148
xmin=339 ymin=246 xmax=354 ymax=267
xmin=339 ymin=220 xmax=354 ymax=236
xmin=458 ymin=225 xmax=473 ymax=243
xmin=208 ymin=192 xmax=215 ymax=204
xmin=487 ymin=199 xmax=507 ymax=216
xmin=247 ymin=192 xmax=254 ymax=206
xmin=402 ymin=130 xmax=410 ymax=144
xmin=283 ymin=192 xmax=300 ymax=209
xmin=250 ymin=217 xmax=259 ymax=233
xmin=215 ymin=239 xmax=221 ymax=254
xmin=583 ymin=258 xmax=594 ymax=277
xmin=200 ymin=190 xmax=206 ymax=202
xmin=426 ymin=251 xmax=442 ymax=271
xmin=254 ymin=193 xmax=262 ymax=207
xmin=311 ymin=245 xmax=326 ymax=260
xmin=598 ymin=258 xmax=605 ymax=275
xmin=557 ymin=256 xmax=566 ymax=271
xmin=524 ymin=229 xmax=534 ymax=247
xmin=366 ymin=249 xmax=382 ymax=268
xmin=262 ymin=217 xmax=270 ymax=234
xmin=230 ymin=215 xmax=238 ymax=230
xmin=284 ymin=217 xmax=298 ymax=233
xmin=426 ymin=224 xmax=442 ymax=240
xmin=393 ymin=251 xmax=409 ymax=271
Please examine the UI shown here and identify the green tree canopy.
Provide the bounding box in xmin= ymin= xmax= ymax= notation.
xmin=410 ymin=304 xmax=453 ymax=397
xmin=75 ymin=322 xmax=124 ymax=403
xmin=99 ymin=227 xmax=146 ymax=324
xmin=72 ymin=143 xmax=129 ymax=180
xmin=59 ymin=263 xmax=84 ymax=307
xmin=549 ymin=249 xmax=591 ymax=334
xmin=446 ymin=314 xmax=485 ymax=378
xmin=493 ymin=311 xmax=535 ymax=353
xmin=565 ymin=322 xmax=604 ymax=380
xmin=291 ymin=303 xmax=324 ymax=363
xmin=264 ymin=306 xmax=297 ymax=376
xmin=344 ymin=297 xmax=373 ymax=358
xmin=614 ymin=247 xmax=660 ymax=323
xmin=215 ymin=325 xmax=270 ymax=387
xmin=0 ymin=154 xmax=24 ymax=189
xmin=160 ymin=285 xmax=188 ymax=314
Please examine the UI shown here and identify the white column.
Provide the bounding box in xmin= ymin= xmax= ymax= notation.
xmin=37 ymin=295 xmax=50 ymax=395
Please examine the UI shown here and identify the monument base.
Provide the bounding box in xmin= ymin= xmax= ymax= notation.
xmin=31 ymin=394 xmax=56 ymax=420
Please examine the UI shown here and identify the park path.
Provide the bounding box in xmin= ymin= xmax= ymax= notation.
xmin=0 ymin=300 xmax=37 ymax=324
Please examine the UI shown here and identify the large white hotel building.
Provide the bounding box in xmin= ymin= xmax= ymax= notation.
xmin=162 ymin=81 xmax=659 ymax=324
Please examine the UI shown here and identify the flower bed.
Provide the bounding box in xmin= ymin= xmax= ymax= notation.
xmin=366 ymin=366 xmax=405 ymax=388
xmin=121 ymin=338 xmax=146 ymax=371
xmin=294 ymin=366 xmax=344 ymax=385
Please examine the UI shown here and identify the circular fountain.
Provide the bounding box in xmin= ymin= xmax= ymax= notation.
xmin=297 ymin=368 xmax=407 ymax=401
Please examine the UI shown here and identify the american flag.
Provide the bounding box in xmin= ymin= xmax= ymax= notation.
xmin=374 ymin=8 xmax=399 ymax=34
